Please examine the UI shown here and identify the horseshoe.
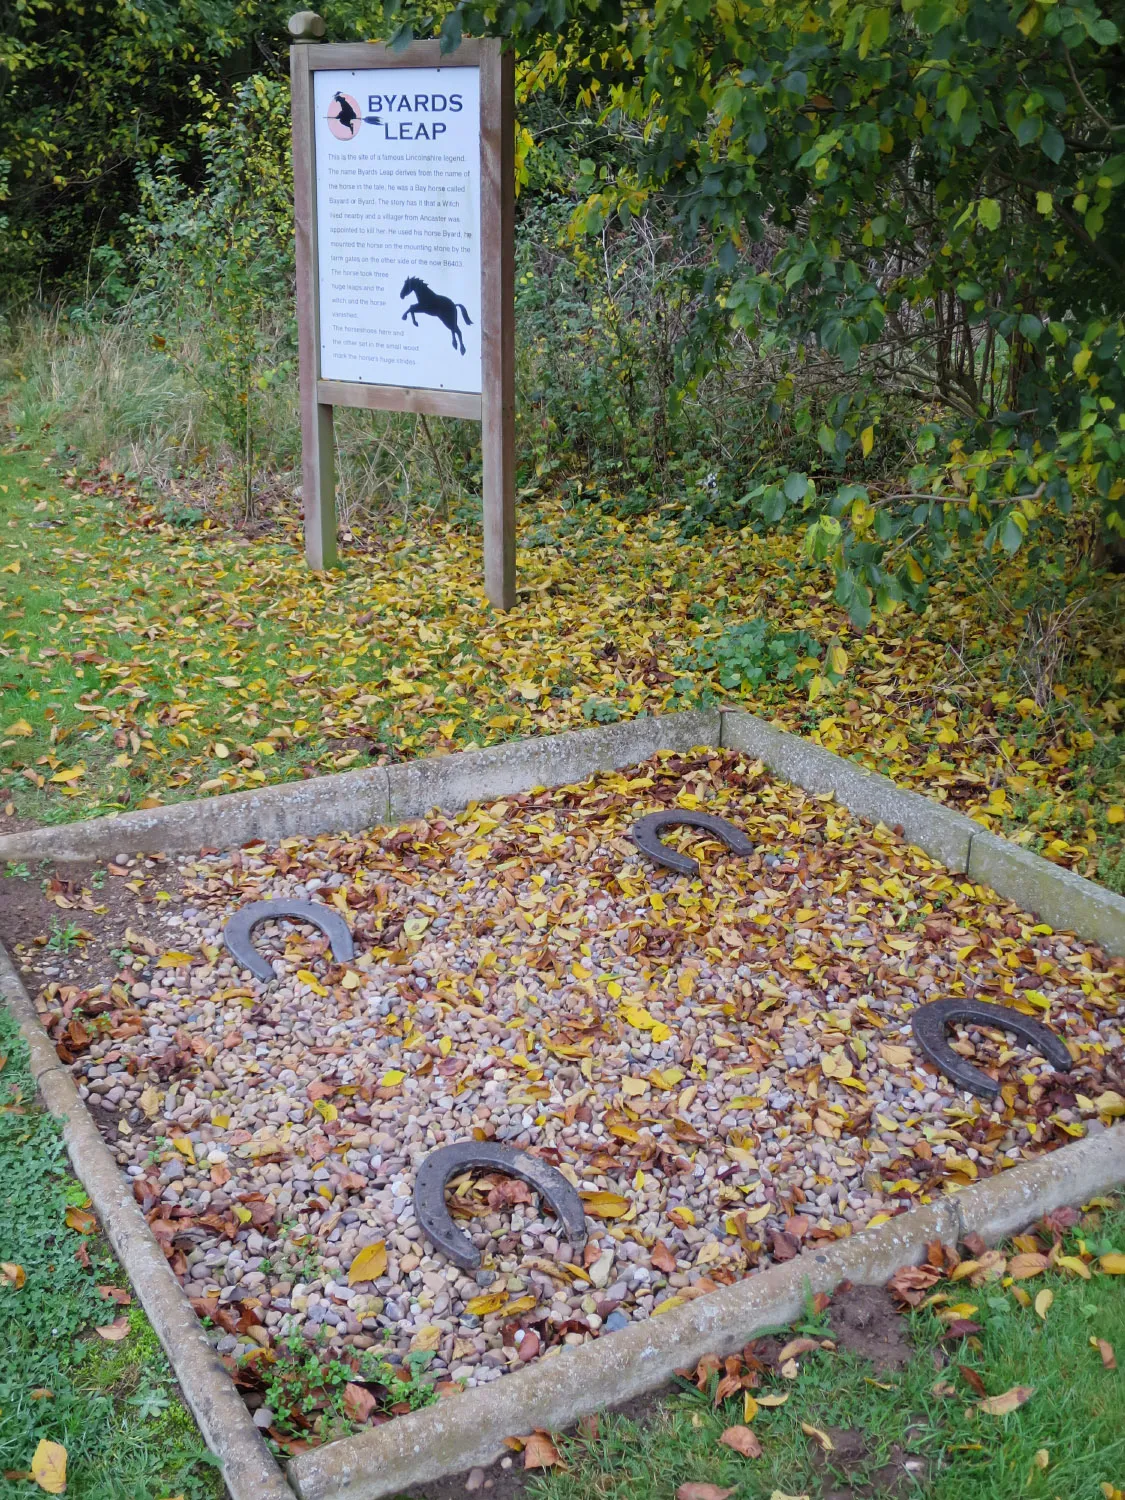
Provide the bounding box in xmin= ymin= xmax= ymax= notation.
xmin=222 ymin=899 xmax=355 ymax=984
xmin=414 ymin=1142 xmax=588 ymax=1270
xmin=910 ymin=998 xmax=1072 ymax=1099
xmin=630 ymin=810 xmax=755 ymax=877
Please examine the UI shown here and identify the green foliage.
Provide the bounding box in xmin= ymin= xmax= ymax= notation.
xmin=690 ymin=617 xmax=824 ymax=693
xmin=261 ymin=1333 xmax=436 ymax=1445
xmin=127 ymin=75 xmax=298 ymax=515
xmin=461 ymin=0 xmax=1125 ymax=624
xmin=0 ymin=0 xmax=428 ymax=296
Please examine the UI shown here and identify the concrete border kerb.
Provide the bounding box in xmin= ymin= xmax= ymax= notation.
xmin=0 ymin=945 xmax=295 ymax=1500
xmin=0 ymin=707 xmax=1119 ymax=951
xmin=287 ymin=1128 xmax=1125 ymax=1500
xmin=0 ymin=707 xmax=1122 ymax=1497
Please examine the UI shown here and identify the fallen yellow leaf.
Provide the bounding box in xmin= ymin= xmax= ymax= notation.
xmin=801 ymin=1421 xmax=834 ymax=1452
xmin=1057 ymin=1254 xmax=1092 ymax=1279
xmin=580 ymin=1191 xmax=631 ymax=1219
xmin=466 ymin=1289 xmax=509 ymax=1316
xmin=171 ymin=1136 xmax=195 ymax=1165
xmin=31 ymin=1439 xmax=67 ymax=1494
xmin=978 ymin=1385 xmax=1034 ymax=1416
xmin=1034 ymin=1288 xmax=1053 ymax=1320
xmin=348 ymin=1241 xmax=388 ymax=1286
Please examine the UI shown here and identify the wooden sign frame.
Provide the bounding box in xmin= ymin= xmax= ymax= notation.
xmin=290 ymin=37 xmax=515 ymax=609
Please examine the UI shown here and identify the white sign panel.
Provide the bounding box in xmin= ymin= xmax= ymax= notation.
xmin=313 ymin=66 xmax=481 ymax=393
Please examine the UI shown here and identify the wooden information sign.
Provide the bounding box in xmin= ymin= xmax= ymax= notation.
xmin=290 ymin=26 xmax=515 ymax=608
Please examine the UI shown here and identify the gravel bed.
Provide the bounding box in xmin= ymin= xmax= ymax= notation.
xmin=43 ymin=751 xmax=1124 ymax=1417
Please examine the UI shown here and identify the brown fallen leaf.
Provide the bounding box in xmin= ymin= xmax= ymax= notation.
xmin=801 ymin=1421 xmax=834 ymax=1453
xmin=30 ymin=1390 xmax=53 ymax=1401
xmin=30 ymin=1439 xmax=67 ymax=1494
xmin=958 ymin=1364 xmax=986 ymax=1396
xmin=0 ymin=1263 xmax=26 ymax=1290
xmin=95 ymin=1317 xmax=130 ymax=1342
xmin=65 ymin=1206 xmax=96 ymax=1234
xmin=978 ymin=1385 xmax=1034 ymax=1416
xmin=1008 ymin=1252 xmax=1048 ymax=1280
xmin=488 ymin=1178 xmax=534 ymax=1211
xmin=966 ymin=1250 xmax=1008 ymax=1286
xmin=675 ymin=1486 xmax=735 ymax=1500
xmin=342 ymin=1382 xmax=378 ymax=1423
xmin=652 ymin=1240 xmax=677 ymax=1274
xmin=719 ymin=1425 xmax=762 ymax=1459
xmin=939 ymin=1320 xmax=982 ymax=1341
xmin=523 ymin=1431 xmax=564 ymax=1470
xmin=518 ymin=1328 xmax=541 ymax=1362
xmin=887 ymin=1262 xmax=943 ymax=1305
xmin=96 ymin=1286 xmax=131 ymax=1305
xmin=1094 ymin=1338 xmax=1116 ymax=1370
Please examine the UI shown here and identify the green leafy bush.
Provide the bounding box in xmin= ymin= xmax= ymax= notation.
xmin=691 ymin=618 xmax=824 ymax=693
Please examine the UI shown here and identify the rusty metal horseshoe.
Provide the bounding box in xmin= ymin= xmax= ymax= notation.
xmin=414 ymin=1142 xmax=588 ymax=1270
xmin=910 ymin=997 xmax=1072 ymax=1099
xmin=630 ymin=810 xmax=755 ymax=877
xmin=222 ymin=899 xmax=355 ymax=983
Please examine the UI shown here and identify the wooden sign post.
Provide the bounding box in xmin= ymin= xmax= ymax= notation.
xmin=289 ymin=23 xmax=516 ymax=609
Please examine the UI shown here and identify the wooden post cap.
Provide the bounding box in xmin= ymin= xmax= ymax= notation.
xmin=288 ymin=10 xmax=326 ymax=39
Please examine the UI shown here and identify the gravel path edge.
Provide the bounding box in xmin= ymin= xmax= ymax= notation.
xmin=0 ymin=939 xmax=297 ymax=1500
xmin=287 ymin=1126 xmax=1125 ymax=1500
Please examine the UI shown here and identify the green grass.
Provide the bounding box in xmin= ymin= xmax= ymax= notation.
xmin=1 ymin=425 xmax=1122 ymax=890
xmin=0 ymin=1007 xmax=223 ymax=1499
xmin=524 ymin=1212 xmax=1125 ymax=1500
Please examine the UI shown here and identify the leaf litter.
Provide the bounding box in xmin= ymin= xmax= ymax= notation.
xmin=1 ymin=469 xmax=1121 ymax=889
xmin=20 ymin=749 xmax=1125 ymax=1452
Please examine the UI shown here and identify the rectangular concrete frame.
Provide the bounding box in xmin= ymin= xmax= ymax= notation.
xmin=1 ymin=706 xmax=1120 ymax=953
xmin=2 ymin=707 xmax=1123 ymax=1499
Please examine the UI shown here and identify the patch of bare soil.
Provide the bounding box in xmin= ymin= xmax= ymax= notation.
xmin=813 ymin=1427 xmax=927 ymax=1500
xmin=829 ymin=1283 xmax=915 ymax=1373
xmin=0 ymin=854 xmax=185 ymax=982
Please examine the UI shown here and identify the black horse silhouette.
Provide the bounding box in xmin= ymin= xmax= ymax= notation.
xmin=332 ymin=92 xmax=359 ymax=137
xmin=400 ymin=277 xmax=472 ymax=355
